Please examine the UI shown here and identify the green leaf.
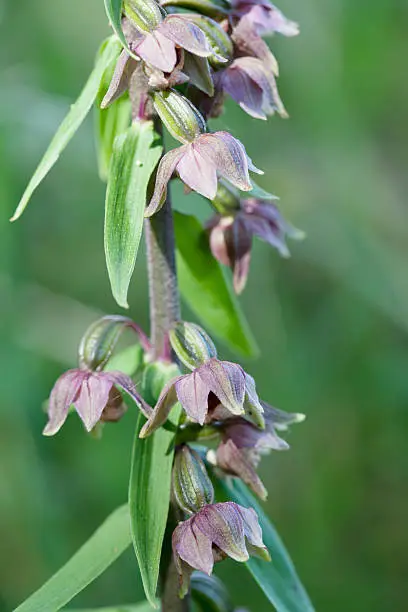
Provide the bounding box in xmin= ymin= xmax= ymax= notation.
xmin=104 ymin=121 xmax=162 ymax=308
xmin=215 ymin=478 xmax=315 ymax=612
xmin=11 ymin=36 xmax=121 ymax=222
xmin=129 ymin=363 xmax=181 ymax=608
xmin=104 ymin=0 xmax=138 ymax=59
xmin=174 ymin=211 xmax=259 ymax=358
xmin=67 ymin=603 xmax=153 ymax=612
xmin=15 ymin=506 xmax=132 ymax=612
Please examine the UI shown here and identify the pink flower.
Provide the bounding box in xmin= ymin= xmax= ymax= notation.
xmin=126 ymin=15 xmax=213 ymax=73
xmin=139 ymin=357 xmax=264 ymax=437
xmin=173 ymin=502 xmax=269 ymax=587
xmin=43 ymin=369 xmax=151 ymax=436
xmin=231 ymin=0 xmax=299 ymax=37
xmin=145 ymin=131 xmax=262 ymax=217
xmin=208 ymin=196 xmax=304 ymax=293
xmin=217 ymin=56 xmax=287 ymax=119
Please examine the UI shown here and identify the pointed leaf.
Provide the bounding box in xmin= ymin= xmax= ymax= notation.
xmin=215 ymin=478 xmax=315 ymax=612
xmin=67 ymin=604 xmax=152 ymax=612
xmin=174 ymin=211 xmax=259 ymax=357
xmin=104 ymin=0 xmax=139 ymax=59
xmin=11 ymin=37 xmax=121 ymax=222
xmin=15 ymin=506 xmax=132 ymax=612
xmin=105 ymin=121 xmax=162 ymax=308
xmin=129 ymin=363 xmax=181 ymax=608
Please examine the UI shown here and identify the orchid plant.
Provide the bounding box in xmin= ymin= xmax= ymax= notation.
xmin=12 ymin=1 xmax=314 ymax=611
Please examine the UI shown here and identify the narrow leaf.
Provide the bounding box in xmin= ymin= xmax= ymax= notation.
xmin=15 ymin=506 xmax=131 ymax=612
xmin=105 ymin=121 xmax=162 ymax=308
xmin=174 ymin=211 xmax=259 ymax=357
xmin=104 ymin=0 xmax=139 ymax=59
xmin=67 ymin=603 xmax=152 ymax=612
xmin=129 ymin=364 xmax=181 ymax=608
xmin=215 ymin=478 xmax=315 ymax=612
xmin=11 ymin=37 xmax=121 ymax=222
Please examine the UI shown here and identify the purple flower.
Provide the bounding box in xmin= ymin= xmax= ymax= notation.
xmin=139 ymin=358 xmax=264 ymax=437
xmin=43 ymin=369 xmax=151 ymax=436
xmin=217 ymin=56 xmax=287 ymax=120
xmin=173 ymin=502 xmax=269 ymax=587
xmin=208 ymin=196 xmax=304 ymax=294
xmin=126 ymin=15 xmax=212 ymax=73
xmin=232 ymin=0 xmax=299 ymax=37
xmin=215 ymin=401 xmax=305 ymax=498
xmin=145 ymin=132 xmax=262 ymax=217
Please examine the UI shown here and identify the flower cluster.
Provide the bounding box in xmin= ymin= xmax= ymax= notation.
xmin=102 ymin=0 xmax=299 ymax=218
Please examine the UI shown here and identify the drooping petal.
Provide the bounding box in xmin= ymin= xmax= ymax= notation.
xmin=237 ymin=505 xmax=269 ymax=560
xmin=101 ymin=50 xmax=138 ymax=109
xmin=74 ymin=372 xmax=113 ymax=432
xmin=145 ymin=147 xmax=186 ymax=217
xmin=246 ymin=4 xmax=299 ymax=37
xmin=243 ymin=373 xmax=265 ymax=428
xmin=183 ymin=52 xmax=214 ymax=96
xmin=173 ymin=518 xmax=215 ymax=575
xmin=217 ymin=439 xmax=268 ymax=500
xmin=195 ymin=502 xmax=249 ymax=562
xmin=134 ymin=30 xmax=177 ymax=72
xmin=43 ymin=369 xmax=87 ymax=436
xmin=105 ymin=371 xmax=152 ymax=418
xmin=244 ymin=214 xmax=290 ymax=257
xmin=177 ymin=143 xmax=218 ymax=199
xmin=198 ymin=359 xmax=246 ymax=416
xmin=197 ymin=132 xmax=255 ymax=192
xmin=160 ymin=15 xmax=211 ymax=57
xmin=139 ymin=376 xmax=183 ymax=437
xmin=231 ymin=15 xmax=279 ymax=76
xmin=175 ymin=370 xmax=210 ymax=425
xmin=224 ymin=418 xmax=289 ymax=451
xmin=222 ymin=63 xmax=266 ymax=120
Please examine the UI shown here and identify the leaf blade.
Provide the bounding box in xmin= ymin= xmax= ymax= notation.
xmin=104 ymin=121 xmax=162 ymax=308
xmin=174 ymin=211 xmax=259 ymax=357
xmin=15 ymin=506 xmax=131 ymax=612
xmin=104 ymin=0 xmax=138 ymax=59
xmin=11 ymin=37 xmax=121 ymax=222
xmin=215 ymin=478 xmax=315 ymax=612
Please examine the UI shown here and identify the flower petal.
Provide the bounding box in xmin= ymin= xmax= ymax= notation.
xmin=195 ymin=502 xmax=249 ymax=562
xmin=139 ymin=376 xmax=182 ymax=437
xmin=105 ymin=371 xmax=152 ymax=418
xmin=198 ymin=359 xmax=246 ymax=416
xmin=237 ymin=504 xmax=268 ymax=551
xmin=160 ymin=16 xmax=211 ymax=57
xmin=101 ymin=50 xmax=138 ymax=109
xmin=177 ymin=143 xmax=218 ymax=199
xmin=134 ymin=31 xmax=177 ymax=72
xmin=222 ymin=62 xmax=266 ymax=120
xmin=243 ymin=373 xmax=265 ymax=428
xmin=231 ymin=15 xmax=279 ymax=76
xmin=173 ymin=518 xmax=215 ymax=575
xmin=175 ymin=370 xmax=210 ymax=425
xmin=74 ymin=372 xmax=113 ymax=432
xmin=262 ymin=401 xmax=305 ymax=431
xmin=145 ymin=147 xmax=186 ymax=217
xmin=217 ymin=439 xmax=268 ymax=500
xmin=197 ymin=132 xmax=255 ymax=192
xmin=43 ymin=370 xmax=86 ymax=436
xmin=246 ymin=4 xmax=299 ymax=37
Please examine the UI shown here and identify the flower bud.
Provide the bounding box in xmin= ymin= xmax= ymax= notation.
xmin=169 ymin=321 xmax=217 ymax=370
xmin=162 ymin=0 xmax=230 ymax=19
xmin=78 ymin=316 xmax=135 ymax=371
xmin=186 ymin=15 xmax=233 ymax=67
xmin=152 ymin=90 xmax=206 ymax=144
xmin=123 ymin=0 xmax=164 ymax=33
xmin=173 ymin=445 xmax=214 ymax=514
xmin=211 ymin=180 xmax=241 ymax=214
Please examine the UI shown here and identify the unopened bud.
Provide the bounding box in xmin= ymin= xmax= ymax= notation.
xmin=186 ymin=15 xmax=233 ymax=67
xmin=173 ymin=445 xmax=214 ymax=514
xmin=123 ymin=0 xmax=164 ymax=33
xmin=152 ymin=90 xmax=206 ymax=144
xmin=78 ymin=316 xmax=136 ymax=371
xmin=169 ymin=321 xmax=217 ymax=370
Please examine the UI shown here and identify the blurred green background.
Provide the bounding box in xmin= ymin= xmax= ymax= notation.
xmin=1 ymin=1 xmax=408 ymax=610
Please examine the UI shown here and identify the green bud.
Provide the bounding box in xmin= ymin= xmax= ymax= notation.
xmin=152 ymin=90 xmax=206 ymax=144
xmin=123 ymin=0 xmax=164 ymax=33
xmin=78 ymin=316 xmax=134 ymax=371
xmin=162 ymin=0 xmax=231 ymax=20
xmin=173 ymin=445 xmax=214 ymax=514
xmin=169 ymin=321 xmax=217 ymax=370
xmin=212 ymin=180 xmax=241 ymax=214
xmin=186 ymin=15 xmax=233 ymax=67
